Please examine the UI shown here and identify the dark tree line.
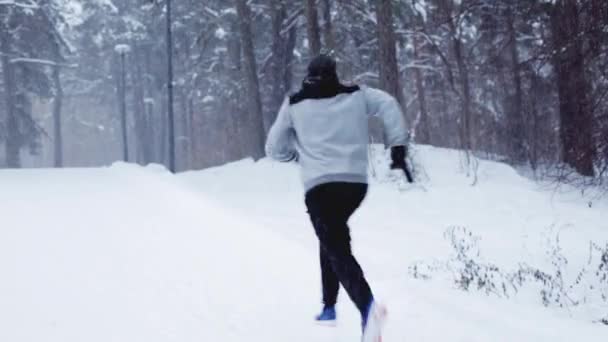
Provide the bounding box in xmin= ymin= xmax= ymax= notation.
xmin=0 ymin=0 xmax=607 ymax=184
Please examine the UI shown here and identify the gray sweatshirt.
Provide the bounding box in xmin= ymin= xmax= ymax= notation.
xmin=265 ymin=86 xmax=408 ymax=192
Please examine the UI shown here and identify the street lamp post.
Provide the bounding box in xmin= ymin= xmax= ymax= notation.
xmin=114 ymin=44 xmax=131 ymax=162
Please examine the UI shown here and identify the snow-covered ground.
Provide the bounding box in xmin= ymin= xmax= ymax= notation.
xmin=1 ymin=145 xmax=607 ymax=341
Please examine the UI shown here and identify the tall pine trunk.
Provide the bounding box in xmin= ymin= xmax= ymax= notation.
xmin=375 ymin=0 xmax=406 ymax=114
xmin=507 ymin=7 xmax=526 ymax=163
xmin=132 ymin=46 xmax=147 ymax=165
xmin=270 ymin=0 xmax=297 ymax=115
xmin=236 ymin=0 xmax=266 ymax=159
xmin=283 ymin=25 xmax=297 ymax=93
xmin=551 ymin=0 xmax=595 ymax=176
xmin=305 ymin=0 xmax=322 ymax=56
xmin=270 ymin=0 xmax=287 ymax=116
xmin=321 ymin=0 xmax=335 ymax=52
xmin=118 ymin=52 xmax=129 ymax=162
xmin=447 ymin=15 xmax=473 ymax=155
xmin=226 ymin=16 xmax=245 ymax=161
xmin=52 ymin=65 xmax=63 ymax=167
xmin=1 ymin=27 xmax=19 ymax=167
xmin=160 ymin=91 xmax=168 ymax=165
xmin=141 ymin=43 xmax=156 ymax=164
xmin=454 ymin=40 xmax=472 ymax=153
xmin=413 ymin=35 xmax=430 ymax=144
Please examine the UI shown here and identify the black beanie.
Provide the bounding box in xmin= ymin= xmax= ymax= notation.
xmin=307 ymin=54 xmax=338 ymax=82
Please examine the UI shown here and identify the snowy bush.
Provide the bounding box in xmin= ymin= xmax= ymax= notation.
xmin=409 ymin=226 xmax=608 ymax=323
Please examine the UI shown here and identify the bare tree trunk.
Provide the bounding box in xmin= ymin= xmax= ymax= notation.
xmin=284 ymin=25 xmax=297 ymax=93
xmin=182 ymin=33 xmax=195 ymax=169
xmin=270 ymin=0 xmax=287 ymax=116
xmin=226 ymin=16 xmax=245 ymax=161
xmin=1 ymin=28 xmax=19 ymax=167
xmin=166 ymin=0 xmax=176 ymax=172
xmin=321 ymin=0 xmax=335 ymax=53
xmin=551 ymin=0 xmax=595 ymax=176
xmin=160 ymin=92 xmax=168 ymax=165
xmin=52 ymin=65 xmax=63 ymax=167
xmin=269 ymin=0 xmax=298 ymax=111
xmin=144 ymin=101 xmax=154 ymax=164
xmin=187 ymin=96 xmax=195 ymax=169
xmin=375 ymin=0 xmax=406 ymax=113
xmin=118 ymin=52 xmax=129 ymax=162
xmin=507 ymin=7 xmax=526 ymax=163
xmin=236 ymin=0 xmax=266 ymax=159
xmin=529 ymin=75 xmax=540 ymax=171
xmin=447 ymin=14 xmax=473 ymax=154
xmin=142 ymin=44 xmax=157 ymax=164
xmin=305 ymin=0 xmax=322 ymax=56
xmin=454 ymin=39 xmax=472 ymax=153
xmin=178 ymin=87 xmax=188 ymax=169
xmin=440 ymin=80 xmax=453 ymax=148
xmin=413 ymin=35 xmax=430 ymax=144
xmin=132 ymin=46 xmax=147 ymax=165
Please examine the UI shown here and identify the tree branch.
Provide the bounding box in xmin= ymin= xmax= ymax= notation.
xmin=0 ymin=0 xmax=38 ymax=9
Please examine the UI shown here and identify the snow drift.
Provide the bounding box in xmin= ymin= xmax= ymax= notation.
xmin=1 ymin=145 xmax=607 ymax=341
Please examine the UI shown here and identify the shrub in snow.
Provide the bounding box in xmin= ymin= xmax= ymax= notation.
xmin=409 ymin=226 xmax=608 ymax=323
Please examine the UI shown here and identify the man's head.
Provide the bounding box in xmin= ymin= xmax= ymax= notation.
xmin=306 ymin=54 xmax=339 ymax=84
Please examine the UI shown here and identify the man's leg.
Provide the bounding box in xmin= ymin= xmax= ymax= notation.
xmin=320 ymin=245 xmax=339 ymax=307
xmin=306 ymin=183 xmax=373 ymax=318
xmin=322 ymin=220 xmax=373 ymax=316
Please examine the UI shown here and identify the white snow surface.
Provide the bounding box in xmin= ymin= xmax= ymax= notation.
xmin=1 ymin=145 xmax=607 ymax=341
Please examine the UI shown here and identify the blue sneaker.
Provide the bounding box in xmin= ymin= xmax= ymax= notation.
xmin=315 ymin=306 xmax=336 ymax=326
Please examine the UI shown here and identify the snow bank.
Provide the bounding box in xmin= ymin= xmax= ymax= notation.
xmin=1 ymin=145 xmax=607 ymax=341
xmin=0 ymin=164 xmax=318 ymax=341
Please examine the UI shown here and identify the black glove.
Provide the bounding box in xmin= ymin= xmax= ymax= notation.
xmin=390 ymin=145 xmax=407 ymax=170
xmin=391 ymin=145 xmax=414 ymax=183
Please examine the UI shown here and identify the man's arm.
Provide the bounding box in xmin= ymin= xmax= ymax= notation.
xmin=363 ymin=87 xmax=413 ymax=181
xmin=362 ymin=87 xmax=409 ymax=147
xmin=265 ymin=98 xmax=297 ymax=162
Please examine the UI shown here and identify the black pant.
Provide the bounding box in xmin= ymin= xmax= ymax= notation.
xmin=305 ymin=182 xmax=373 ymax=318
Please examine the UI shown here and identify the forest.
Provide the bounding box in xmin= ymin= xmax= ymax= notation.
xmin=0 ymin=0 xmax=607 ymax=186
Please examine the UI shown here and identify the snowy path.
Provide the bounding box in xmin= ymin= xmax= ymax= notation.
xmin=1 ymin=146 xmax=607 ymax=341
